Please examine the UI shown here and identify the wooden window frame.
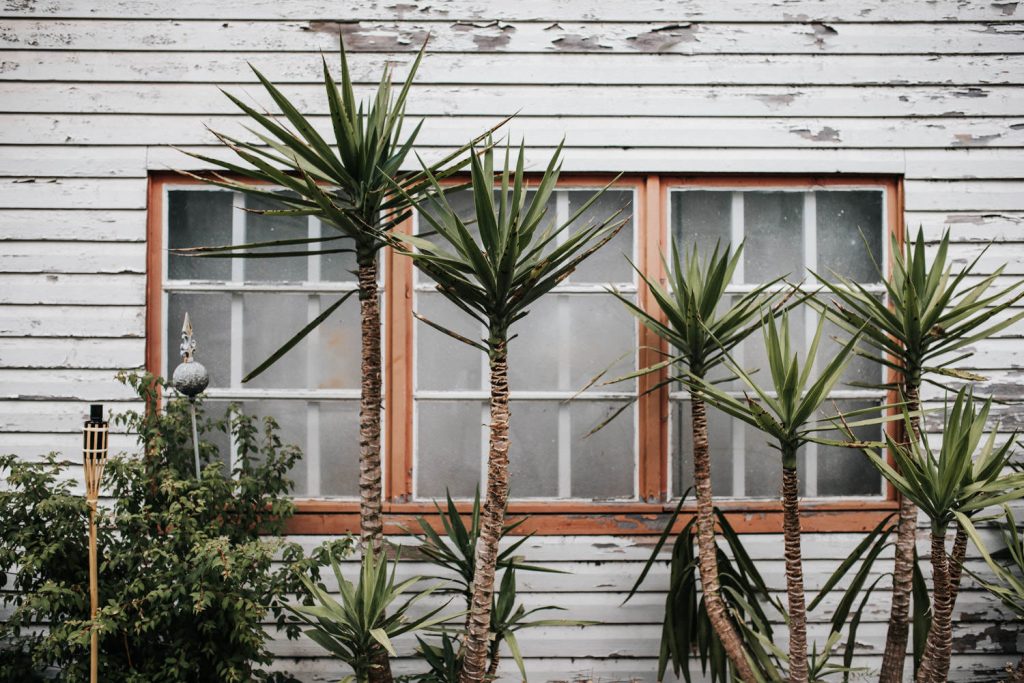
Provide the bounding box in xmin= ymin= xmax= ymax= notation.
xmin=147 ymin=172 xmax=903 ymax=535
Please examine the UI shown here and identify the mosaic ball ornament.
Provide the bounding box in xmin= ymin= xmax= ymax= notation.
xmin=172 ymin=360 xmax=209 ymax=398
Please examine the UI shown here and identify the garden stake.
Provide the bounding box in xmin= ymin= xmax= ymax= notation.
xmin=172 ymin=313 xmax=209 ymax=477
xmin=82 ymin=403 xmax=108 ymax=683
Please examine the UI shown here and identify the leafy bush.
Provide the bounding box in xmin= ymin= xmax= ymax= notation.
xmin=0 ymin=372 xmax=341 ymax=682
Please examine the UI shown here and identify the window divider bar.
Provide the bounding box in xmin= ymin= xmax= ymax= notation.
xmin=229 ymin=192 xmax=245 ymax=468
xmin=729 ymin=192 xmax=745 ymax=494
xmin=556 ymin=192 xmax=573 ymax=498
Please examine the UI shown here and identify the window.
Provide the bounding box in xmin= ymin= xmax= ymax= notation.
xmin=148 ymin=174 xmax=902 ymax=533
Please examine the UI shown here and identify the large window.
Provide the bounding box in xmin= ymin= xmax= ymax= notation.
xmin=149 ymin=174 xmax=901 ymax=532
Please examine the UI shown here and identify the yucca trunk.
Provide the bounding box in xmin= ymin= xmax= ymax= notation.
xmin=948 ymin=526 xmax=968 ymax=607
xmin=781 ymin=459 xmax=808 ymax=683
xmin=461 ymin=339 xmax=511 ymax=683
xmin=916 ymin=531 xmax=954 ymax=683
xmin=915 ymin=525 xmax=968 ymax=683
xmin=880 ymin=379 xmax=923 ymax=683
xmin=691 ymin=397 xmax=756 ymax=681
xmin=358 ymin=261 xmax=391 ymax=683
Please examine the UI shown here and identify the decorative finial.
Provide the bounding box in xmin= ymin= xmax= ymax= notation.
xmin=172 ymin=312 xmax=209 ymax=398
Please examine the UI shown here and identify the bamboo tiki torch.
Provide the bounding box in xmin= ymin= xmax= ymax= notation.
xmin=82 ymin=403 xmax=108 ymax=683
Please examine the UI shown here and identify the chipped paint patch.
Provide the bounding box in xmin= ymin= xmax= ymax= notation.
xmin=626 ymin=23 xmax=699 ymax=52
xmin=551 ymin=32 xmax=612 ymax=51
xmin=952 ymin=132 xmax=1002 ymax=146
xmin=450 ymin=20 xmax=515 ymax=50
xmin=992 ymin=2 xmax=1020 ymax=16
xmin=952 ymin=87 xmax=990 ymax=98
xmin=809 ymin=22 xmax=838 ymax=48
xmin=304 ymin=21 xmax=427 ymax=51
xmin=790 ymin=126 xmax=841 ymax=143
xmin=754 ymin=92 xmax=798 ymax=107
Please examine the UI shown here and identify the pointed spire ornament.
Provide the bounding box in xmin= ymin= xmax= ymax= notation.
xmin=171 ymin=313 xmax=209 ymax=477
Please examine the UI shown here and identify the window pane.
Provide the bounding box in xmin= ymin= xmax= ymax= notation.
xmin=416 ymin=291 xmax=483 ymax=391
xmin=568 ymin=189 xmax=634 ymax=283
xmin=416 ymin=400 xmax=482 ymax=499
xmin=815 ymin=400 xmax=883 ymax=497
xmin=673 ymin=400 xmax=734 ymax=498
xmin=744 ymin=191 xmax=803 ymax=282
xmin=243 ymin=193 xmax=308 ymax=282
xmin=571 ymin=400 xmax=634 ymax=499
xmin=166 ymin=292 xmax=231 ymax=387
xmin=817 ymin=308 xmax=884 ymax=389
xmin=241 ymin=400 xmax=309 ymax=495
xmin=670 ymin=190 xmax=732 ymax=257
xmin=315 ymin=293 xmax=362 ymax=390
xmin=508 ymin=401 xmax=558 ymax=498
xmin=243 ymin=293 xmax=309 ymax=389
xmin=167 ymin=190 xmax=233 ymax=281
xmin=816 ymin=191 xmax=884 ymax=283
xmin=508 ymin=294 xmax=635 ymax=392
xmin=319 ymin=400 xmax=360 ymax=497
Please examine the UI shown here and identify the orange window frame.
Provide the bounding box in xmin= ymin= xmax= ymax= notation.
xmin=147 ymin=172 xmax=903 ymax=535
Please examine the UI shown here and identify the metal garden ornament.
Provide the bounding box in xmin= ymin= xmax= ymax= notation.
xmin=172 ymin=312 xmax=209 ymax=477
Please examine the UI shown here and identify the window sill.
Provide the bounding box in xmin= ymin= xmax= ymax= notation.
xmin=286 ymin=499 xmax=900 ymax=535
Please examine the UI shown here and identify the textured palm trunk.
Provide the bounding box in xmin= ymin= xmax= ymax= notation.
xmin=880 ymin=380 xmax=922 ymax=683
xmin=691 ymin=397 xmax=756 ymax=682
xmin=916 ymin=531 xmax=954 ymax=683
xmin=947 ymin=526 xmax=968 ymax=609
xmin=460 ymin=340 xmax=511 ymax=683
xmin=357 ymin=262 xmax=391 ymax=683
xmin=781 ymin=462 xmax=808 ymax=683
xmin=486 ymin=643 xmax=501 ymax=679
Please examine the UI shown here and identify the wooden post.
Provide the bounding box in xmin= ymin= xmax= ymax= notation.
xmin=83 ymin=404 xmax=108 ymax=683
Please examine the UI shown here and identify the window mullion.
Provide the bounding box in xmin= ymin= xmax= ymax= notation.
xmin=229 ymin=192 xmax=245 ymax=471
xmin=555 ymin=191 xmax=572 ymax=499
xmin=730 ymin=190 xmax=746 ymax=495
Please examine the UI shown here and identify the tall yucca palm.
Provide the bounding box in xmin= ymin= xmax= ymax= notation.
xmin=693 ymin=312 xmax=868 ymax=683
xmin=176 ymin=42 xmax=492 ymax=560
xmin=394 ymin=141 xmax=625 ymax=683
xmin=609 ymin=241 xmax=790 ymax=681
xmin=851 ymin=389 xmax=1024 ymax=683
xmin=812 ymin=228 xmax=1024 ymax=682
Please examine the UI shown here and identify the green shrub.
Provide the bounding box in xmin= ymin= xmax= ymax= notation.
xmin=0 ymin=372 xmax=345 ymax=682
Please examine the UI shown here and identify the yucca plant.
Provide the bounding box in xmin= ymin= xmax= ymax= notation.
xmin=847 ymin=389 xmax=1024 ymax=683
xmin=287 ymin=546 xmax=461 ymax=683
xmin=625 ymin=492 xmax=784 ymax=683
xmin=410 ymin=490 xmax=582 ymax=679
xmin=393 ymin=140 xmax=625 ymax=683
xmin=175 ymin=41 xmax=496 ymax=567
xmin=608 ymin=240 xmax=791 ymax=680
xmin=812 ymin=228 xmax=1024 ymax=682
xmin=692 ymin=312 xmax=873 ymax=683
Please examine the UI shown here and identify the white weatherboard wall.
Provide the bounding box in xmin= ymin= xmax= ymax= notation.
xmin=1 ymin=1 xmax=1022 ymax=681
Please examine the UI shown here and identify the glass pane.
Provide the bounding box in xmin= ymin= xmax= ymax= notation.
xmin=744 ymin=191 xmax=803 ymax=283
xmin=816 ymin=191 xmax=884 ymax=284
xmin=199 ymin=398 xmax=233 ymax=474
xmin=670 ymin=190 xmax=732 ymax=259
xmin=673 ymin=400 xmax=734 ymax=497
xmin=508 ymin=295 xmax=562 ymax=391
xmin=166 ymin=292 xmax=231 ymax=387
xmin=571 ymin=400 xmax=634 ymax=499
xmin=416 ymin=291 xmax=483 ymax=391
xmin=416 ymin=400 xmax=482 ymax=499
xmin=319 ymin=400 xmax=360 ymax=497
xmin=240 ymin=400 xmax=308 ymax=495
xmin=243 ymin=193 xmax=308 ymax=282
xmin=568 ymin=189 xmax=634 ymax=283
xmin=744 ymin=421 xmax=807 ymax=498
xmin=167 ymin=190 xmax=233 ymax=281
xmin=570 ymin=294 xmax=636 ymax=392
xmin=508 ymin=401 xmax=558 ymax=498
xmin=315 ymin=293 xmax=362 ymax=390
xmin=319 ymin=220 xmax=359 ymax=282
xmin=243 ymin=293 xmax=309 ymax=389
xmin=816 ymin=400 xmax=883 ymax=497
